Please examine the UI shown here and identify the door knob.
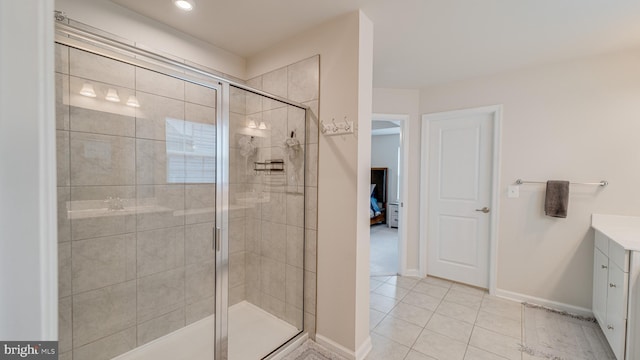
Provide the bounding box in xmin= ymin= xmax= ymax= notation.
xmin=475 ymin=207 xmax=490 ymax=213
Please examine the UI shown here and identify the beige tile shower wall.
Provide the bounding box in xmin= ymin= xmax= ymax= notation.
xmin=56 ymin=44 xmax=218 ymax=360
xmin=228 ymin=86 xmax=248 ymax=306
xmin=242 ymin=55 xmax=319 ymax=337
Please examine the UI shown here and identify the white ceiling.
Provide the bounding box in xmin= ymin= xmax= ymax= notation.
xmin=110 ymin=0 xmax=640 ymax=88
xmin=372 ymin=120 xmax=400 ymax=136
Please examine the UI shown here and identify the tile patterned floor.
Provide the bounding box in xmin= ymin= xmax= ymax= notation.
xmin=367 ymin=275 xmax=567 ymax=360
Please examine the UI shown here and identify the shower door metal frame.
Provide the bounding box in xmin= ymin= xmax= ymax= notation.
xmin=215 ymin=82 xmax=230 ymax=360
xmin=223 ymin=85 xmax=309 ymax=360
xmin=55 ymin=21 xmax=225 ymax=360
xmin=54 ymin=18 xmax=309 ymax=360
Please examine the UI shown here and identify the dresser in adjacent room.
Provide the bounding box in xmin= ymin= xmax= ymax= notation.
xmin=387 ymin=202 xmax=399 ymax=228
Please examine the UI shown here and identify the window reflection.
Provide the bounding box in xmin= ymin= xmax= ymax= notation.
xmin=166 ymin=118 xmax=215 ymax=183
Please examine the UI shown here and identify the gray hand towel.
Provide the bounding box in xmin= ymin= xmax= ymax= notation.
xmin=545 ymin=180 xmax=570 ymax=218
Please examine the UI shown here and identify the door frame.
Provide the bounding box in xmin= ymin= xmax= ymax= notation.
xmin=371 ymin=113 xmax=410 ymax=275
xmin=419 ymin=105 xmax=502 ymax=294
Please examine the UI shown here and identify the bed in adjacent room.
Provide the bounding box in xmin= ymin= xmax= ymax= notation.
xmin=370 ymin=168 xmax=388 ymax=225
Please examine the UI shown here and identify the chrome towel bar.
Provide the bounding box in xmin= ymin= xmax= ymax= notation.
xmin=515 ymin=179 xmax=608 ymax=187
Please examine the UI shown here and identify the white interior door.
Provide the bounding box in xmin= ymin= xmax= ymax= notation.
xmin=426 ymin=110 xmax=494 ymax=288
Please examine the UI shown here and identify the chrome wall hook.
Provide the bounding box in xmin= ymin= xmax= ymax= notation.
xmin=321 ymin=117 xmax=354 ymax=136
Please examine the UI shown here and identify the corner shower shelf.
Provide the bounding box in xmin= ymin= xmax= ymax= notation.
xmin=254 ymin=159 xmax=285 ymax=174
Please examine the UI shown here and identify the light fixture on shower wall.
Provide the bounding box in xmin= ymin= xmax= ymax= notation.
xmin=126 ymin=95 xmax=140 ymax=108
xmin=247 ymin=120 xmax=257 ymax=129
xmin=258 ymin=121 xmax=267 ymax=130
xmin=79 ymin=82 xmax=96 ymax=97
xmin=173 ymin=0 xmax=195 ymax=11
xmin=105 ymin=88 xmax=120 ymax=102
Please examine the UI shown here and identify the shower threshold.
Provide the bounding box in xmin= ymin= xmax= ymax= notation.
xmin=112 ymin=301 xmax=299 ymax=360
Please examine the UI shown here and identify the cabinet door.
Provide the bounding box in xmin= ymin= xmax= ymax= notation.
xmin=595 ymin=230 xmax=609 ymax=256
xmin=606 ymin=264 xmax=627 ymax=360
xmin=593 ymin=248 xmax=608 ymax=326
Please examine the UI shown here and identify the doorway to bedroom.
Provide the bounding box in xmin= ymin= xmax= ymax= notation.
xmin=370 ymin=118 xmax=403 ymax=276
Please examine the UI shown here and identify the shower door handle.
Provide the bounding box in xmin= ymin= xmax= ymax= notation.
xmin=213 ymin=227 xmax=221 ymax=252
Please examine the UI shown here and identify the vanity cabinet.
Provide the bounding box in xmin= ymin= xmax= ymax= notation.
xmin=593 ymin=246 xmax=609 ymax=326
xmin=593 ymin=231 xmax=628 ymax=360
xmin=592 ymin=214 xmax=640 ymax=360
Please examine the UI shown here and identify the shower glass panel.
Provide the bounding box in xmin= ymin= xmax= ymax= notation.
xmin=225 ymin=85 xmax=306 ymax=359
xmin=55 ymin=43 xmax=218 ymax=360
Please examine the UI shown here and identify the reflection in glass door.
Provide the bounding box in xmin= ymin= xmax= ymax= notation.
xmin=55 ymin=42 xmax=220 ymax=360
xmin=55 ymin=21 xmax=308 ymax=359
xmin=221 ymin=85 xmax=307 ymax=359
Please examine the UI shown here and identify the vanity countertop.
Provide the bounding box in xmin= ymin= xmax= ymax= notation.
xmin=592 ymin=214 xmax=640 ymax=251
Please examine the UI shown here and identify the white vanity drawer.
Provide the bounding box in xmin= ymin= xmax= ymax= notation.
xmin=609 ymin=240 xmax=630 ymax=273
xmin=596 ymin=230 xmax=609 ymax=256
xmin=605 ymin=263 xmax=628 ymax=360
xmin=596 ymin=230 xmax=629 ymax=272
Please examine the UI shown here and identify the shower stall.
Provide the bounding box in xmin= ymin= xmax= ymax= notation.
xmin=55 ymin=18 xmax=309 ymax=360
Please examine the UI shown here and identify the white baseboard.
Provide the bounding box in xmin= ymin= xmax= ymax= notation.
xmin=316 ymin=334 xmax=372 ymax=360
xmin=316 ymin=334 xmax=354 ymax=359
xmin=402 ymin=269 xmax=422 ymax=278
xmin=354 ymin=336 xmax=372 ymax=360
xmin=494 ymin=288 xmax=593 ymax=318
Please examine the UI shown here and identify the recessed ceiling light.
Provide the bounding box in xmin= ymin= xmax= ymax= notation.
xmin=173 ymin=0 xmax=195 ymax=11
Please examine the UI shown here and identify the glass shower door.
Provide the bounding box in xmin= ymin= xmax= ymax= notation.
xmin=221 ymin=85 xmax=306 ymax=359
xmin=55 ymin=41 xmax=219 ymax=360
xmin=56 ymin=23 xmax=308 ymax=360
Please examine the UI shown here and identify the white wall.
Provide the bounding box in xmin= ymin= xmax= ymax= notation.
xmin=372 ymin=88 xmax=421 ymax=274
xmin=0 ymin=0 xmax=57 ymax=340
xmin=420 ymin=47 xmax=640 ymax=310
xmin=371 ymin=134 xmax=400 ymax=203
xmin=247 ymin=11 xmax=374 ymax=358
xmin=55 ymin=0 xmax=246 ymax=79
xmin=355 ymin=13 xmax=374 ymax=356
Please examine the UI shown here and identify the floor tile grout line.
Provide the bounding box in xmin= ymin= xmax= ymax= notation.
xmin=465 ymin=331 xmax=514 ymax=360
xmin=368 ymin=275 xmax=554 ymax=360
xmin=371 ymin=277 xmax=445 ymax=358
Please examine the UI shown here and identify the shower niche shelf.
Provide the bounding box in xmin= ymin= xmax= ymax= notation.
xmin=254 ymin=159 xmax=285 ymax=174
